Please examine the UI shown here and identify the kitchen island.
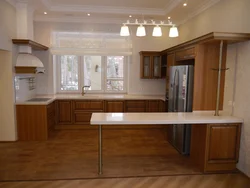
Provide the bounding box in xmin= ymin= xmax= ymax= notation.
xmin=91 ymin=112 xmax=243 ymax=174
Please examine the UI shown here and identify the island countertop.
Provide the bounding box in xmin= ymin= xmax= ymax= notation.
xmin=90 ymin=112 xmax=243 ymax=125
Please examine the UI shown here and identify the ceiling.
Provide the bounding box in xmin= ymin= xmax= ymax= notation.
xmin=8 ymin=0 xmax=221 ymax=25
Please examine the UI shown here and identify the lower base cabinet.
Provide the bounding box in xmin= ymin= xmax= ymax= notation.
xmin=190 ymin=123 xmax=241 ymax=173
xmin=16 ymin=103 xmax=55 ymax=141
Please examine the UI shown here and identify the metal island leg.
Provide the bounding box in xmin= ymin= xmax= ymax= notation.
xmin=98 ymin=124 xmax=102 ymax=175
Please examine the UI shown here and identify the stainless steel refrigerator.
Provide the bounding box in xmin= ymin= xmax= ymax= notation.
xmin=167 ymin=65 xmax=194 ymax=155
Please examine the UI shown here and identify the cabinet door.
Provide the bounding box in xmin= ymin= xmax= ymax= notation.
xmin=73 ymin=112 xmax=92 ymax=124
xmin=147 ymin=100 xmax=161 ymax=112
xmin=152 ymin=56 xmax=161 ymax=78
xmin=106 ymin=101 xmax=124 ymax=112
xmin=142 ymin=56 xmax=151 ymax=78
xmin=56 ymin=100 xmax=72 ymax=124
xmin=208 ymin=124 xmax=241 ymax=163
xmin=175 ymin=47 xmax=195 ymax=61
xmin=125 ymin=100 xmax=146 ymax=112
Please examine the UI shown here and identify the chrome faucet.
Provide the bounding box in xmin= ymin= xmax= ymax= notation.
xmin=82 ymin=86 xmax=90 ymax=96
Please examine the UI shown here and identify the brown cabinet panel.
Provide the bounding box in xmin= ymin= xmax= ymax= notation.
xmin=140 ymin=51 xmax=162 ymax=79
xmin=147 ymin=100 xmax=162 ymax=112
xmin=126 ymin=100 xmax=146 ymax=108
xmin=126 ymin=107 xmax=146 ymax=112
xmin=175 ymin=47 xmax=195 ymax=61
xmin=56 ymin=100 xmax=72 ymax=124
xmin=166 ymin=53 xmax=175 ymax=92
xmin=73 ymin=100 xmax=104 ymax=111
xmin=105 ymin=101 xmax=124 ymax=112
xmin=208 ymin=125 xmax=239 ymax=161
xmin=74 ymin=113 xmax=92 ymax=124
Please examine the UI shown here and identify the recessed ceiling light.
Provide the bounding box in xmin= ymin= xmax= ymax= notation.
xmin=87 ymin=13 xmax=90 ymax=16
xmin=183 ymin=3 xmax=187 ymax=6
xmin=168 ymin=16 xmax=171 ymax=19
xmin=44 ymin=12 xmax=47 ymax=15
xmin=129 ymin=15 xmax=132 ymax=18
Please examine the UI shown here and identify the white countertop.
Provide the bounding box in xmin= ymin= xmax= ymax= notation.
xmin=15 ymin=94 xmax=165 ymax=105
xmin=90 ymin=112 xmax=243 ymax=125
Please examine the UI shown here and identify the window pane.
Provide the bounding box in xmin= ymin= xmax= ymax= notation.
xmin=107 ymin=80 xmax=124 ymax=91
xmin=107 ymin=56 xmax=124 ymax=78
xmin=83 ymin=56 xmax=102 ymax=90
xmin=60 ymin=55 xmax=78 ymax=91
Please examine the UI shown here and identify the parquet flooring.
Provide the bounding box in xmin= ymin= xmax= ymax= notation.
xmin=0 ymin=174 xmax=249 ymax=188
xmin=0 ymin=129 xmax=200 ymax=181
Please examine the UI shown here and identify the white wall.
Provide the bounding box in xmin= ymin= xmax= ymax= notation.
xmin=177 ymin=0 xmax=250 ymax=177
xmin=0 ymin=0 xmax=17 ymax=141
xmin=34 ymin=22 xmax=178 ymax=95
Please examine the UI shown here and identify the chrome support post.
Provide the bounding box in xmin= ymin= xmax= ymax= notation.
xmin=98 ymin=124 xmax=102 ymax=175
xmin=215 ymin=40 xmax=224 ymax=116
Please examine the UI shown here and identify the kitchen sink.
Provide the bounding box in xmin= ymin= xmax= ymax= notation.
xmin=27 ymin=98 xmax=52 ymax=102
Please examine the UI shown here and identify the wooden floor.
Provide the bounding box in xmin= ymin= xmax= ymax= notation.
xmin=0 ymin=174 xmax=249 ymax=188
xmin=0 ymin=129 xmax=200 ymax=181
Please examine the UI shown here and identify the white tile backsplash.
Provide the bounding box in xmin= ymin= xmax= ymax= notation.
xmin=15 ymin=75 xmax=36 ymax=102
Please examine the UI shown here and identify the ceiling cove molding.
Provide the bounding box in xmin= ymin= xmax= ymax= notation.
xmin=178 ymin=0 xmax=221 ymax=26
xmin=41 ymin=0 xmax=165 ymax=16
xmin=164 ymin=0 xmax=183 ymax=14
xmin=34 ymin=15 xmax=126 ymax=25
xmin=5 ymin=0 xmax=17 ymax=7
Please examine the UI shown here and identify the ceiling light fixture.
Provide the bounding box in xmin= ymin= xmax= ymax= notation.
xmin=120 ymin=24 xmax=130 ymax=36
xmin=120 ymin=19 xmax=178 ymax=38
xmin=44 ymin=12 xmax=47 ymax=15
xmin=183 ymin=3 xmax=187 ymax=6
xmin=169 ymin=25 xmax=179 ymax=37
xmin=168 ymin=17 xmax=171 ymax=19
xmin=87 ymin=13 xmax=90 ymax=16
xmin=129 ymin=15 xmax=132 ymax=18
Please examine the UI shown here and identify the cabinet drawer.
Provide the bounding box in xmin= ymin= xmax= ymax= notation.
xmin=126 ymin=101 xmax=146 ymax=108
xmin=175 ymin=47 xmax=195 ymax=61
xmin=47 ymin=102 xmax=55 ymax=116
xmin=74 ymin=113 xmax=92 ymax=124
xmin=126 ymin=107 xmax=146 ymax=112
xmin=105 ymin=101 xmax=124 ymax=112
xmin=73 ymin=100 xmax=104 ymax=111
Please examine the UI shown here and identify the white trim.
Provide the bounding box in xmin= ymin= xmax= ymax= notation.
xmin=5 ymin=0 xmax=17 ymax=7
xmin=41 ymin=0 xmax=165 ymax=15
xmin=178 ymin=0 xmax=222 ymax=25
xmin=34 ymin=15 xmax=127 ymax=24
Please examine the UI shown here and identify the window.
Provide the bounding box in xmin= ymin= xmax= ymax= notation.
xmin=57 ymin=55 xmax=127 ymax=93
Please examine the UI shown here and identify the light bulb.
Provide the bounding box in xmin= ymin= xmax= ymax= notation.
xmin=169 ymin=26 xmax=179 ymax=37
xmin=152 ymin=25 xmax=162 ymax=37
xmin=120 ymin=25 xmax=130 ymax=36
xmin=136 ymin=25 xmax=146 ymax=37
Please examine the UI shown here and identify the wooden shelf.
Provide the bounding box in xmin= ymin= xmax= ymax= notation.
xmin=12 ymin=39 xmax=48 ymax=51
xmin=162 ymin=32 xmax=250 ymax=54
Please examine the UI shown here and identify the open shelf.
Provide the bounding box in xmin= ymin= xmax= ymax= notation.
xmin=12 ymin=39 xmax=49 ymax=51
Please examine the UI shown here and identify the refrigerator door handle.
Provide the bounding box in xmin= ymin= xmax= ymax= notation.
xmin=173 ymin=69 xmax=179 ymax=112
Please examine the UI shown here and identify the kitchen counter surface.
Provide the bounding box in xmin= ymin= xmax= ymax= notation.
xmin=15 ymin=94 xmax=165 ymax=105
xmin=91 ymin=111 xmax=243 ymax=125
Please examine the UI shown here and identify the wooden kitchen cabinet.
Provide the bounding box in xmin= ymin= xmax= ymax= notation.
xmin=72 ymin=100 xmax=104 ymax=125
xmin=175 ymin=47 xmax=195 ymax=61
xmin=140 ymin=51 xmax=162 ymax=79
xmin=166 ymin=53 xmax=175 ymax=93
xmin=125 ymin=100 xmax=147 ymax=112
xmin=56 ymin=100 xmax=72 ymax=125
xmin=16 ymin=103 xmax=55 ymax=141
xmin=190 ymin=123 xmax=241 ymax=173
xmin=105 ymin=101 xmax=124 ymax=112
xmin=147 ymin=100 xmax=163 ymax=112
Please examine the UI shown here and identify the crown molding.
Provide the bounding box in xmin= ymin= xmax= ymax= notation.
xmin=164 ymin=0 xmax=183 ymax=14
xmin=41 ymin=0 xmax=165 ymax=16
xmin=5 ymin=0 xmax=17 ymax=7
xmin=178 ymin=0 xmax=221 ymax=25
xmin=34 ymin=15 xmax=126 ymax=25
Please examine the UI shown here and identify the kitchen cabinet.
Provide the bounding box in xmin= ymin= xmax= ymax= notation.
xmin=105 ymin=101 xmax=124 ymax=112
xmin=139 ymin=51 xmax=162 ymax=79
xmin=16 ymin=103 xmax=55 ymax=141
xmin=175 ymin=47 xmax=195 ymax=61
xmin=166 ymin=53 xmax=175 ymax=93
xmin=56 ymin=100 xmax=72 ymax=125
xmin=147 ymin=100 xmax=163 ymax=112
xmin=190 ymin=123 xmax=241 ymax=172
xmin=72 ymin=100 xmax=104 ymax=125
xmin=125 ymin=100 xmax=147 ymax=112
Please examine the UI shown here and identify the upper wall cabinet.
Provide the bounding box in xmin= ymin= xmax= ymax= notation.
xmin=139 ymin=51 xmax=163 ymax=79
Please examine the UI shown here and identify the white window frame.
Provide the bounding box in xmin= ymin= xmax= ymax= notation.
xmin=56 ymin=55 xmax=128 ymax=94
